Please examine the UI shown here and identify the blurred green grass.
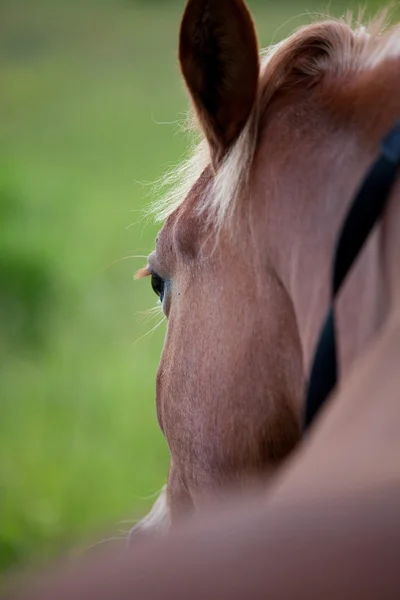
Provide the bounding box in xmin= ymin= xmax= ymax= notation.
xmin=0 ymin=0 xmax=396 ymax=573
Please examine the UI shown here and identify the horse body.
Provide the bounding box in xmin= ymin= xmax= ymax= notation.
xmin=133 ymin=2 xmax=400 ymax=531
xmin=5 ymin=2 xmax=400 ymax=598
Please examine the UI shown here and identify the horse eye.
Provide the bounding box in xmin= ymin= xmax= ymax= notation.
xmin=151 ymin=272 xmax=165 ymax=302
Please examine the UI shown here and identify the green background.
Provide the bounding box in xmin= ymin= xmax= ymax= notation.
xmin=0 ymin=0 xmax=394 ymax=573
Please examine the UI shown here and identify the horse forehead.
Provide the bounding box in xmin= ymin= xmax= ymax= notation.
xmin=156 ymin=216 xmax=174 ymax=252
xmin=158 ymin=167 xmax=213 ymax=261
xmin=157 ymin=204 xmax=200 ymax=263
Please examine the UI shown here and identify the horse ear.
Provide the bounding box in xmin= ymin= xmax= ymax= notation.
xmin=179 ymin=0 xmax=260 ymax=169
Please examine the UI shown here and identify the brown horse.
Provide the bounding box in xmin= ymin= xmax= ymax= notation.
xmin=5 ymin=1 xmax=400 ymax=597
xmin=133 ymin=0 xmax=400 ymax=534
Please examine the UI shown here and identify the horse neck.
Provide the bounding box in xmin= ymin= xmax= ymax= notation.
xmin=255 ymin=106 xmax=399 ymax=381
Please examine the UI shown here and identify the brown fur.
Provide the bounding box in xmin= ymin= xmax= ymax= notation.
xmin=179 ymin=0 xmax=260 ymax=168
xmin=139 ymin=2 xmax=400 ymax=526
xmin=6 ymin=2 xmax=400 ymax=597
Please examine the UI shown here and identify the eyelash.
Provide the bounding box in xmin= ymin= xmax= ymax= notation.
xmin=150 ymin=272 xmax=165 ymax=302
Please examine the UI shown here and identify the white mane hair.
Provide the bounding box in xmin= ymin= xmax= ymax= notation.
xmin=128 ymin=485 xmax=170 ymax=542
xmin=148 ymin=11 xmax=400 ymax=232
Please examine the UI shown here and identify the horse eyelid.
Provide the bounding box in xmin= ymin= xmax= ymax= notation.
xmin=135 ymin=265 xmax=151 ymax=280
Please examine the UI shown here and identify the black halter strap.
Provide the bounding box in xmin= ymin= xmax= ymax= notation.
xmin=304 ymin=121 xmax=400 ymax=431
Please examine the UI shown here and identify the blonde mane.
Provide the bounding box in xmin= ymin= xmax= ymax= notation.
xmin=149 ymin=12 xmax=400 ymax=230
